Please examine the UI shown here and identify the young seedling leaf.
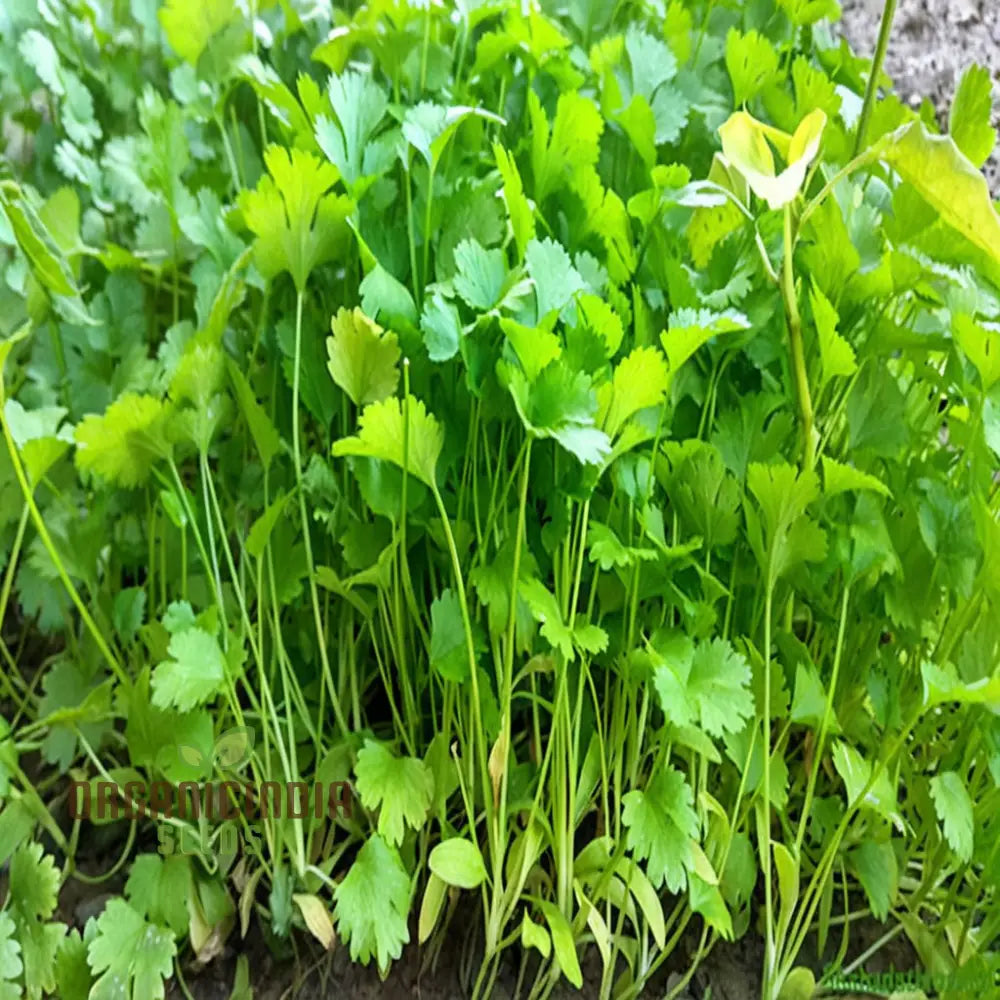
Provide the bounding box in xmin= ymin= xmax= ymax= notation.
xmin=333 ymin=834 xmax=410 ymax=975
xmin=354 ymin=740 xmax=433 ymax=845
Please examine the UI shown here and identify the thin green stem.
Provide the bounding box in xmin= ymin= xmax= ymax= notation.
xmin=854 ymin=0 xmax=899 ymax=157
xmin=292 ymin=290 xmax=350 ymax=740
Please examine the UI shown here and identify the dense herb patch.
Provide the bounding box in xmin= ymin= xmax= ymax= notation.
xmin=1 ymin=2 xmax=1000 ymax=999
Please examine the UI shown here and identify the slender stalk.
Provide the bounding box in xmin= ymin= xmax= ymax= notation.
xmin=0 ymin=412 xmax=128 ymax=686
xmin=795 ymin=584 xmax=851 ymax=855
xmin=854 ymin=0 xmax=899 ymax=157
xmin=782 ymin=207 xmax=815 ymax=470
xmin=292 ymin=290 xmax=350 ymax=740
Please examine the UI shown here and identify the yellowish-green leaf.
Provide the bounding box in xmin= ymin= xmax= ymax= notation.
xmin=822 ymin=456 xmax=891 ymax=498
xmin=417 ymin=873 xmax=447 ymax=945
xmin=809 ymin=281 xmax=856 ymax=387
xmin=719 ymin=109 xmax=826 ymax=209
xmin=953 ymin=313 xmax=1000 ymax=390
xmin=879 ymin=121 xmax=1000 ymax=269
xmin=949 ymin=64 xmax=997 ymax=169
xmin=327 ymin=307 xmax=401 ymax=407
xmin=159 ymin=0 xmax=237 ymax=66
xmin=293 ymin=894 xmax=335 ymax=950
xmin=74 ymin=394 xmax=171 ymax=488
xmin=332 ymin=395 xmax=443 ymax=489
xmin=600 ymin=346 xmax=670 ymax=437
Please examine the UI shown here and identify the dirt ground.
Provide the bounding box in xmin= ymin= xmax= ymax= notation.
xmin=840 ymin=0 xmax=1000 ymax=192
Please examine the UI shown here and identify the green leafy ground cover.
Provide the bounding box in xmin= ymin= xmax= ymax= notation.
xmin=1 ymin=1 xmax=1000 ymax=998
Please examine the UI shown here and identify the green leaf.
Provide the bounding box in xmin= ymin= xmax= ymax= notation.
xmin=0 ymin=186 xmax=76 ymax=297
xmin=789 ymin=663 xmax=836 ymax=730
xmin=87 ymin=899 xmax=176 ymax=1000
xmin=417 ymin=874 xmax=447 ymax=945
xmin=354 ymin=740 xmax=433 ymax=845
xmin=587 ymin=523 xmax=656 ymax=572
xmin=453 ymin=238 xmax=507 ymax=311
xmin=430 ymin=589 xmax=468 ymax=682
xmin=520 ymin=913 xmax=550 ymax=958
xmin=113 ymin=587 xmax=147 ymax=644
xmin=530 ymin=91 xmax=604 ymax=204
xmin=359 ymin=264 xmax=418 ymax=327
xmin=746 ymin=462 xmax=826 ymax=584
xmin=74 ymin=394 xmax=171 ymax=489
xmin=849 ymin=840 xmax=897 ymax=921
xmin=239 ymin=146 xmax=353 ymax=293
xmin=428 ymin=838 xmax=487 ymax=889
xmin=621 ymin=767 xmax=697 ymax=892
xmin=878 ymin=121 xmax=1000 ymax=269
xmin=519 ymin=577 xmax=574 ymax=660
xmin=600 ymin=346 xmax=670 ymax=437
xmin=421 ymin=293 xmax=462 ymax=362
xmin=689 ymin=872 xmax=733 ymax=940
xmin=719 ymin=109 xmax=826 ymax=210
xmin=505 ymin=361 xmax=610 ymax=466
xmin=332 ymin=395 xmax=443 ymax=488
xmin=402 ymin=103 xmax=504 ymax=170
xmin=725 ymin=29 xmax=779 ymax=106
xmin=159 ymin=0 xmax=236 ymax=65
xmin=327 ymin=307 xmax=401 ymax=407
xmin=19 ymin=30 xmax=64 ymax=96
xmin=831 ymin=742 xmax=899 ymax=825
xmin=953 ymin=313 xmax=1000 ymax=391
xmin=922 ymin=659 xmax=1000 ymax=711
xmin=333 ymin=834 xmax=410 ymax=974
xmin=315 ymin=70 xmax=390 ymax=189
xmin=809 ymin=282 xmax=856 ymax=388
xmin=494 ymin=143 xmax=535 ymax=260
xmin=821 ymin=456 xmax=891 ymax=498
xmin=525 ymin=237 xmax=585 ymax=321
xmin=125 ymin=854 xmax=193 ymax=938
xmin=930 ymin=771 xmax=974 ymax=863
xmin=7 ymin=844 xmax=63 ymax=997
xmin=54 ymin=929 xmax=90 ymax=1000
xmin=949 ymin=64 xmax=996 ymax=169
xmin=661 ymin=308 xmax=749 ymax=371
xmin=4 ymin=400 xmax=73 ymax=485
xmin=533 ymin=899 xmax=582 ymax=989
xmin=501 ymin=318 xmax=562 ymax=382
xmin=653 ymin=637 xmax=754 ymax=739
xmin=227 ymin=360 xmax=281 ymax=469
xmin=151 ymin=627 xmax=227 ymax=712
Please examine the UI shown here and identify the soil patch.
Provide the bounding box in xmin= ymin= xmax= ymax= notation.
xmin=839 ymin=0 xmax=1000 ymax=192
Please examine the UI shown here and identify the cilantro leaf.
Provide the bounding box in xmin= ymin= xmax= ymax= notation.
xmin=327 ymin=306 xmax=401 ymax=407
xmin=949 ymin=64 xmax=996 ymax=169
xmin=430 ymin=589 xmax=468 ymax=682
xmin=505 ymin=361 xmax=611 ymax=466
xmin=239 ymin=146 xmax=353 ymax=293
xmin=151 ymin=627 xmax=227 ymax=712
xmin=9 ymin=844 xmax=64 ymax=998
xmin=159 ymin=0 xmax=237 ymax=65
xmin=354 ymin=740 xmax=433 ymax=846
xmin=930 ymin=771 xmax=974 ymax=863
xmin=332 ymin=395 xmax=443 ymax=489
xmin=74 ymin=394 xmax=171 ymax=489
xmin=453 ymin=238 xmax=507 ymax=311
xmin=316 ymin=70 xmax=390 ymax=189
xmin=87 ymin=899 xmax=176 ymax=1000
xmin=622 ymin=768 xmax=698 ymax=892
xmin=653 ymin=636 xmax=754 ymax=739
xmin=334 ymin=834 xmax=411 ymax=974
